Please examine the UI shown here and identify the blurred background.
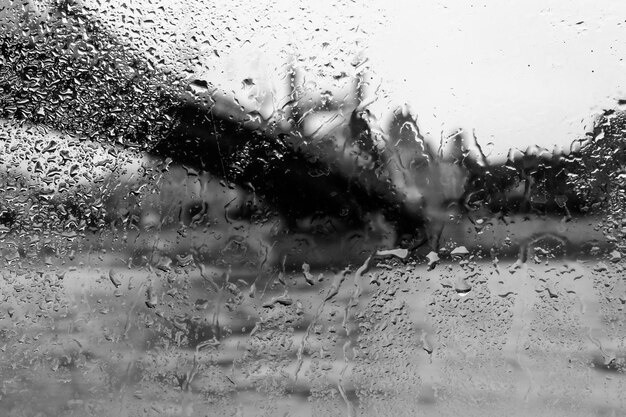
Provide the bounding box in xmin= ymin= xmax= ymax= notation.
xmin=1 ymin=1 xmax=626 ymax=416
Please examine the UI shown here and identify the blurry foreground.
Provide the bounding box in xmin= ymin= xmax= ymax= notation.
xmin=1 ymin=120 xmax=626 ymax=417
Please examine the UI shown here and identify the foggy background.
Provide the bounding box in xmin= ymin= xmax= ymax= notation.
xmin=81 ymin=0 xmax=626 ymax=159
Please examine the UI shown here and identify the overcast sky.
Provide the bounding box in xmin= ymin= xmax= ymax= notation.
xmin=209 ymin=0 xmax=626 ymax=159
xmin=367 ymin=0 xmax=626 ymax=159
xmin=75 ymin=0 xmax=626 ymax=159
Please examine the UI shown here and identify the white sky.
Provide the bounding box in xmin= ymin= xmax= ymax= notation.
xmin=366 ymin=0 xmax=626 ymax=159
xmin=79 ymin=0 xmax=626 ymax=160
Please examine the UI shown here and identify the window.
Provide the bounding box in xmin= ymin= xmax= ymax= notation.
xmin=1 ymin=1 xmax=625 ymax=416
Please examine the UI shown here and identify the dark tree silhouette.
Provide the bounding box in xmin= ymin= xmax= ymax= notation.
xmin=1 ymin=0 xmax=619 ymax=251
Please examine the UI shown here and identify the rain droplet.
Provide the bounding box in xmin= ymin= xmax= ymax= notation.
xmin=450 ymin=246 xmax=469 ymax=258
xmin=108 ymin=269 xmax=122 ymax=288
xmin=189 ymin=79 xmax=210 ymax=94
xmin=426 ymin=251 xmax=440 ymax=269
xmin=376 ymin=248 xmax=409 ymax=259
xmin=262 ymin=293 xmax=293 ymax=308
xmin=146 ymin=286 xmax=158 ymax=308
xmin=454 ymin=278 xmax=471 ymax=296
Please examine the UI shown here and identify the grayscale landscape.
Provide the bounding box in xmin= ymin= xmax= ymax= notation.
xmin=1 ymin=1 xmax=625 ymax=416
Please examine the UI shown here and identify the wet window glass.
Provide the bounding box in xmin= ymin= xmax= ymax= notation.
xmin=1 ymin=1 xmax=625 ymax=416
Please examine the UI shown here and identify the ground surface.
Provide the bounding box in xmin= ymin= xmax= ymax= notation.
xmin=1 ymin=228 xmax=624 ymax=417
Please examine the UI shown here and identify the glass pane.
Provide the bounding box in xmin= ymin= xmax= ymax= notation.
xmin=1 ymin=1 xmax=625 ymax=416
